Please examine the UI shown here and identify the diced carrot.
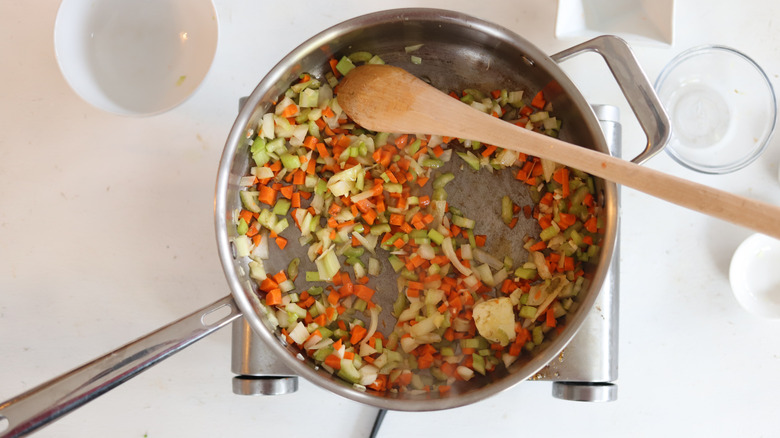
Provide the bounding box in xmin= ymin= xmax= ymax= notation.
xmin=350 ymin=325 xmax=367 ymax=344
xmin=265 ymin=288 xmax=282 ymax=306
xmin=529 ymin=240 xmax=547 ymax=252
xmin=546 ymin=308 xmax=557 ymax=328
xmin=291 ymin=192 xmax=302 ymax=208
xmin=389 ymin=213 xmax=404 ymax=226
xmin=238 ymin=209 xmax=254 ymax=225
xmin=275 ymin=236 xmax=288 ymax=250
xmin=481 ymin=144 xmax=497 ymax=157
xmin=324 ymin=353 xmax=342 ymax=369
xmin=258 ymin=185 xmax=277 ymax=206
xmin=417 ymin=352 xmax=434 ymax=369
xmin=328 ymin=59 xmax=340 ymax=78
xmin=354 ymin=284 xmax=375 ymax=302
xmin=531 ymin=90 xmax=546 ymax=109
xmin=279 ymin=185 xmax=293 ymax=199
xmin=258 ymin=277 xmax=278 ymax=292
xmin=272 ymin=270 xmax=287 ymax=284
xmin=474 ymin=235 xmax=487 ymax=247
xmin=584 ymin=216 xmax=598 ymax=233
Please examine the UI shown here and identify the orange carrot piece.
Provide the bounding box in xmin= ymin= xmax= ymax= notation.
xmin=279 ymin=185 xmax=293 ymax=200
xmin=354 ymin=284 xmax=375 ymax=302
xmin=350 ymin=325 xmax=367 ymax=344
xmin=265 ymin=288 xmax=282 ymax=306
xmin=291 ymin=192 xmax=302 ymax=208
xmin=275 ymin=236 xmax=288 ymax=250
xmin=531 ymin=91 xmax=545 ymax=109
xmin=546 ymin=308 xmax=557 ymax=328
xmin=529 ymin=240 xmax=546 ymax=252
xmin=324 ymin=354 xmax=342 ymax=369
xmin=258 ymin=185 xmax=277 ymax=206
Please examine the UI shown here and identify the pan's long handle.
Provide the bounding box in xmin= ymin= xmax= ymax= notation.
xmin=0 ymin=295 xmax=242 ymax=438
xmin=551 ymin=35 xmax=671 ymax=165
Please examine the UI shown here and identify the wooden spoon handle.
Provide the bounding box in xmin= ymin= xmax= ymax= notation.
xmin=338 ymin=65 xmax=780 ymax=240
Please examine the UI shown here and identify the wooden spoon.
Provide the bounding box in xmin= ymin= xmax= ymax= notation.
xmin=337 ymin=64 xmax=780 ymax=240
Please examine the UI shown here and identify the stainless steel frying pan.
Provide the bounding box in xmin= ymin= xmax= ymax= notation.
xmin=0 ymin=8 xmax=668 ymax=437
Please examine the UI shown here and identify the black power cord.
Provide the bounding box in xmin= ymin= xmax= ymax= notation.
xmin=368 ymin=409 xmax=387 ymax=438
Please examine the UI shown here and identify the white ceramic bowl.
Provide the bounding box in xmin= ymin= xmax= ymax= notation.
xmin=54 ymin=0 xmax=219 ymax=116
xmin=729 ymin=233 xmax=780 ymax=319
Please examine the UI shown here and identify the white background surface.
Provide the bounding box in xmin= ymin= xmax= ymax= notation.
xmin=2 ymin=1 xmax=780 ymax=437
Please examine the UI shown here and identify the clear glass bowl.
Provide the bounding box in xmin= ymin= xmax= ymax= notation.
xmin=654 ymin=45 xmax=777 ymax=174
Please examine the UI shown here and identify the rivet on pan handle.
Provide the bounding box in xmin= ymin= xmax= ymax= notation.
xmin=551 ymin=35 xmax=671 ymax=165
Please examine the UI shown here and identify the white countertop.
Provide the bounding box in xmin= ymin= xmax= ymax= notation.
xmin=2 ymin=1 xmax=779 ymax=437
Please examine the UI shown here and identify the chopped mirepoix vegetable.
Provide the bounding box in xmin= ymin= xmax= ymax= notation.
xmin=232 ymin=53 xmax=604 ymax=394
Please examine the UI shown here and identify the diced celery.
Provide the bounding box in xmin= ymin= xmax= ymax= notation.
xmin=233 ymin=235 xmax=251 ymax=258
xmin=519 ymin=305 xmax=537 ymax=319
xmin=315 ymin=249 xmax=340 ymax=280
xmin=532 ymin=326 xmax=544 ymax=345
xmin=452 ymin=215 xmax=475 ymax=229
xmin=514 ymin=267 xmax=537 ymax=280
xmin=312 ymin=346 xmax=333 ymax=362
xmin=433 ymin=172 xmax=455 ymax=189
xmin=287 ymin=257 xmax=300 ymax=280
xmin=471 ymin=353 xmax=486 ymax=375
xmin=236 ymin=218 xmax=248 ymax=235
xmin=348 ymin=51 xmax=373 ymax=63
xmin=456 ymin=151 xmax=480 ymax=171
xmin=370 ymin=224 xmax=391 ymax=236
xmin=240 ymin=190 xmax=262 ymax=213
xmin=299 ymin=88 xmax=319 ymax=108
xmin=367 ymin=55 xmax=385 ymax=65
xmin=540 ymin=224 xmax=560 ymax=241
xmin=388 ymin=255 xmax=405 ymax=273
xmin=501 ymin=195 xmax=514 ymax=225
xmin=335 ymin=56 xmax=355 ymax=76
xmin=273 ymin=199 xmax=291 ymax=216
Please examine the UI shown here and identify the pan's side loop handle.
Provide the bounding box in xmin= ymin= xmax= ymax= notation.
xmin=551 ymin=35 xmax=671 ymax=165
xmin=0 ymin=295 xmax=242 ymax=438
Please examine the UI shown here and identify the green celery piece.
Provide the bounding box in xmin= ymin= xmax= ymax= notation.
xmin=367 ymin=55 xmax=385 ymax=65
xmin=273 ymin=199 xmax=291 ymax=216
xmin=236 ymin=218 xmax=248 ymax=235
xmin=456 ymin=151 xmax=480 ymax=171
xmin=299 ymin=88 xmax=319 ymax=108
xmin=432 ymin=172 xmax=455 ymax=189
xmin=427 ymin=228 xmax=444 ymax=245
xmin=348 ymin=51 xmax=373 ymax=63
xmin=287 ymin=257 xmax=300 ymax=279
xmin=250 ymin=137 xmax=267 ymax=154
xmin=407 ymin=139 xmax=422 ymax=155
xmin=501 ymin=195 xmax=514 ymax=225
xmin=514 ymin=267 xmax=537 ymax=280
xmin=280 ymin=153 xmax=300 ymax=170
xmin=240 ymin=191 xmax=262 ymax=213
xmin=312 ymin=346 xmax=333 ymax=362
xmin=336 ymin=56 xmax=356 ymax=76
xmin=519 ymin=305 xmax=537 ymax=319
xmin=540 ymin=225 xmax=559 ymax=241
xmin=388 ymin=255 xmax=405 ymax=273
xmin=532 ymin=326 xmax=544 ymax=345
xmin=471 ymin=353 xmax=486 ymax=375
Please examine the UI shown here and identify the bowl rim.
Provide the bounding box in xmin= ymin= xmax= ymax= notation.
xmin=654 ymin=44 xmax=777 ymax=174
xmin=53 ymin=0 xmax=220 ymax=117
xmin=729 ymin=233 xmax=780 ymax=319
